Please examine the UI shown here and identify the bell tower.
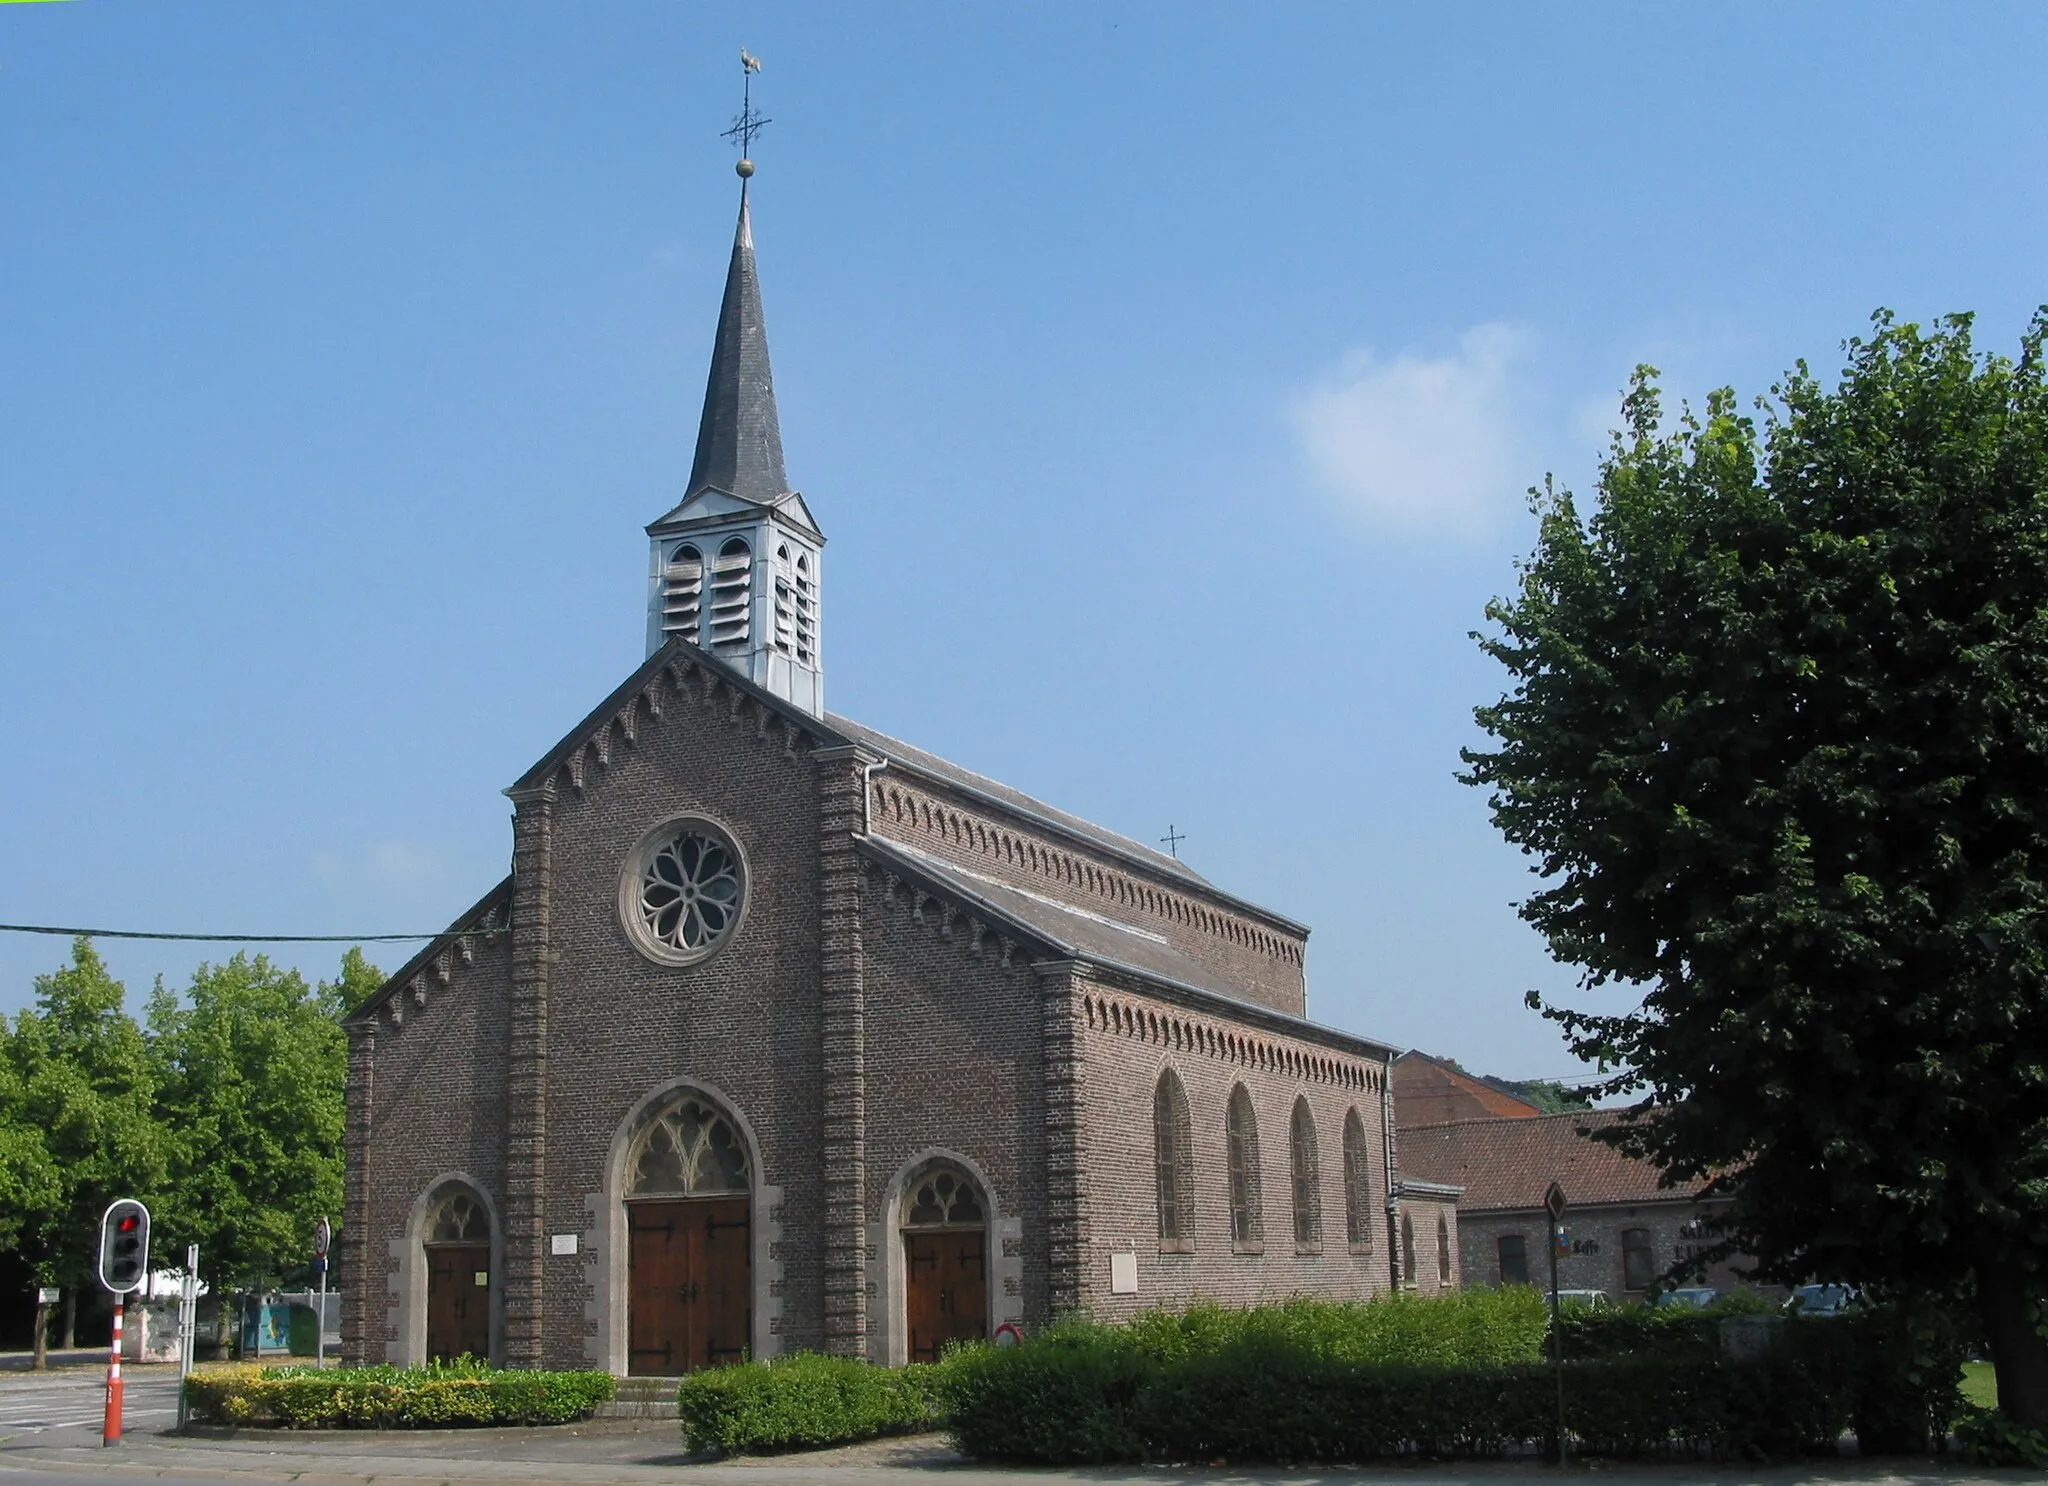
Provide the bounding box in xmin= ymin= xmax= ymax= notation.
xmin=645 ymin=164 xmax=824 ymax=716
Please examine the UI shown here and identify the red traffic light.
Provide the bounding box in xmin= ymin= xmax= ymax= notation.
xmin=117 ymin=1215 xmax=139 ymax=1233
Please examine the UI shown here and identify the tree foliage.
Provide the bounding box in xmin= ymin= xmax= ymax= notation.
xmin=0 ymin=938 xmax=379 ymax=1320
xmin=1464 ymin=311 xmax=2048 ymax=1425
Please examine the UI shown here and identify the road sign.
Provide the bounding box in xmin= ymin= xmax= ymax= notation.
xmin=1544 ymin=1181 xmax=1568 ymax=1220
xmin=313 ymin=1216 xmax=332 ymax=1258
xmin=97 ymin=1199 xmax=151 ymax=1295
xmin=36 ymin=1286 xmax=59 ymax=1305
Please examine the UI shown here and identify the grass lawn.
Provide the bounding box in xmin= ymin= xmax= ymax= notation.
xmin=1961 ymin=1360 xmax=1997 ymax=1409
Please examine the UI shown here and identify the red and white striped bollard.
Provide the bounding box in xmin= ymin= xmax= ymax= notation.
xmin=103 ymin=1297 xmax=124 ymax=1446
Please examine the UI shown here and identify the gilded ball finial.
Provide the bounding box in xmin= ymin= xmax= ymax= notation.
xmin=736 ymin=158 xmax=755 ymax=178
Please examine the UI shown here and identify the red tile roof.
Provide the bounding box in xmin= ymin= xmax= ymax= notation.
xmin=1397 ymin=1109 xmax=1709 ymax=1212
xmin=1393 ymin=1052 xmax=1546 ymax=1126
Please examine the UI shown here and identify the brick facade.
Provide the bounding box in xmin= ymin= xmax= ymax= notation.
xmin=340 ymin=647 xmax=1400 ymax=1371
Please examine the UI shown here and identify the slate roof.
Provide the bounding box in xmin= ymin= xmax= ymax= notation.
xmin=686 ymin=187 xmax=788 ymax=504
xmin=1397 ymin=1110 xmax=1710 ymax=1212
xmin=857 ymin=834 xmax=1393 ymax=1059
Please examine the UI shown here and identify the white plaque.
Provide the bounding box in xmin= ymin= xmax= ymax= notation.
xmin=550 ymin=1232 xmax=579 ymax=1256
xmin=1109 ymin=1251 xmax=1139 ymax=1294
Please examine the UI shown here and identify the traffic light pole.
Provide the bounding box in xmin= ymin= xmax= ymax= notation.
xmin=103 ymin=1297 xmax=123 ymax=1447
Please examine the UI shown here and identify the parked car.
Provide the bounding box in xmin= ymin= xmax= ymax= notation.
xmin=1785 ymin=1283 xmax=1858 ymax=1316
xmin=1553 ymin=1289 xmax=1613 ymax=1309
xmin=1650 ymin=1287 xmax=1720 ymax=1309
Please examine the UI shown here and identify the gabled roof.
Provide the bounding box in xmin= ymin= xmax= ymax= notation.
xmin=683 ymin=186 xmax=789 ymax=506
xmin=860 ymin=835 xmax=1393 ymax=1060
xmin=343 ymin=877 xmax=513 ymax=1025
xmin=1394 ymin=1050 xmax=1546 ymax=1126
xmin=1397 ymin=1110 xmax=1710 ymax=1212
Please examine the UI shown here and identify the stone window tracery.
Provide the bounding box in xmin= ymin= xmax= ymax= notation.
xmin=620 ymin=817 xmax=746 ymax=966
xmin=902 ymin=1165 xmax=984 ymax=1228
xmin=1289 ymin=1097 xmax=1321 ymax=1250
xmin=1154 ymin=1070 xmax=1194 ymax=1252
xmin=427 ymin=1188 xmax=489 ymax=1244
xmin=627 ymin=1095 xmax=751 ymax=1197
xmin=1225 ymin=1085 xmax=1263 ymax=1251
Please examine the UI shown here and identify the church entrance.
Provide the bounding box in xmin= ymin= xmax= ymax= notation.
xmin=422 ymin=1187 xmax=492 ymax=1363
xmin=621 ymin=1092 xmax=753 ymax=1376
xmin=901 ymin=1164 xmax=987 ymax=1362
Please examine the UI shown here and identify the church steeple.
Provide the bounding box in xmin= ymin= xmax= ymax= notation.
xmin=686 ymin=187 xmax=788 ymax=504
xmin=645 ymin=157 xmax=826 ymax=718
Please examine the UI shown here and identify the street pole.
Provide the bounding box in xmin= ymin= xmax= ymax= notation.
xmin=1544 ymin=1181 xmax=1569 ymax=1468
xmin=103 ymin=1297 xmax=124 ymax=1447
xmin=176 ymin=1245 xmax=198 ymax=1432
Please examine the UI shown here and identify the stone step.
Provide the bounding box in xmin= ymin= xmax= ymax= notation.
xmin=595 ymin=1399 xmax=679 ymax=1419
xmin=612 ymin=1376 xmax=678 ymax=1399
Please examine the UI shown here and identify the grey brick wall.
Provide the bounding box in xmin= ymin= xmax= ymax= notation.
xmin=1456 ymin=1201 xmax=1752 ymax=1298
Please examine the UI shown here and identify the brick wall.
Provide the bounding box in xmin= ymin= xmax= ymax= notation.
xmin=1070 ymin=976 xmax=1396 ymax=1317
xmin=1455 ymin=1200 xmax=1753 ymax=1298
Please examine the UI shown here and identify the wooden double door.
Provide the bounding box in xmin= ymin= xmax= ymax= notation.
xmin=425 ymin=1244 xmax=491 ymax=1362
xmin=628 ymin=1198 xmax=751 ymax=1375
xmin=904 ymin=1228 xmax=986 ymax=1362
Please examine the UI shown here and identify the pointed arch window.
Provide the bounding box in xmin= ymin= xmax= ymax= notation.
xmin=772 ymin=544 xmax=796 ymax=655
xmin=626 ymin=1094 xmax=751 ymax=1197
xmin=1437 ymin=1213 xmax=1453 ymax=1286
xmin=1225 ymin=1085 xmax=1262 ymax=1252
xmin=708 ymin=537 xmax=752 ymax=651
xmin=426 ymin=1188 xmax=490 ymax=1245
xmin=794 ymin=551 xmax=817 ymax=667
xmin=1288 ymin=1097 xmax=1321 ymax=1251
xmin=1342 ymin=1108 xmax=1373 ymax=1253
xmin=662 ymin=544 xmax=703 ymax=643
xmin=1154 ymin=1069 xmax=1194 ymax=1252
xmin=1401 ymin=1210 xmax=1418 ymax=1287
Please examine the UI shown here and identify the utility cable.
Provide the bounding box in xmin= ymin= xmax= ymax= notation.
xmin=0 ymin=923 xmax=506 ymax=943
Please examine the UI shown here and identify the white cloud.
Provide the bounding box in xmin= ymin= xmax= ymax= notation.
xmin=1292 ymin=323 xmax=1534 ymax=536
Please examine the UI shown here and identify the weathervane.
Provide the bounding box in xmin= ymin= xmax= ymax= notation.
xmin=723 ymin=48 xmax=770 ymax=178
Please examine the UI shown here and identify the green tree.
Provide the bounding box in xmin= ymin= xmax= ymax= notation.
xmin=148 ymin=951 xmax=358 ymax=1290
xmin=326 ymin=945 xmax=387 ymax=1015
xmin=6 ymin=939 xmax=167 ymax=1337
xmin=1465 ymin=312 xmax=2048 ymax=1426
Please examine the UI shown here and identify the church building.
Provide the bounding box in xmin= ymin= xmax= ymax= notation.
xmin=339 ymin=169 xmax=1426 ymax=1375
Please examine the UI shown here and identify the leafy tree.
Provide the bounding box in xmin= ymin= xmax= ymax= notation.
xmin=1465 ymin=312 xmax=2048 ymax=1426
xmin=147 ymin=952 xmax=356 ymax=1290
xmin=325 ymin=945 xmax=387 ymax=1015
xmin=5 ymin=939 xmax=166 ymax=1338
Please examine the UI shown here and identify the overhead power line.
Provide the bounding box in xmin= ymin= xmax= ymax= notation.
xmin=0 ymin=922 xmax=505 ymax=944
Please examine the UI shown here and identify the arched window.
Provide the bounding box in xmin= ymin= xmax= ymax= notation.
xmin=1437 ymin=1213 xmax=1452 ymax=1285
xmin=902 ymin=1164 xmax=985 ymax=1228
xmin=1153 ymin=1070 xmax=1194 ymax=1252
xmin=626 ymin=1095 xmax=751 ymax=1197
xmin=1225 ymin=1085 xmax=1262 ymax=1251
xmin=772 ymin=545 xmax=795 ymax=655
xmin=662 ymin=544 xmax=703 ymax=642
xmin=1288 ymin=1097 xmax=1321 ymax=1249
xmin=1401 ymin=1210 xmax=1417 ymax=1286
xmin=708 ymin=537 xmax=752 ymax=651
xmin=426 ymin=1188 xmax=489 ymax=1244
xmin=1342 ymin=1108 xmax=1373 ymax=1251
xmin=794 ymin=552 xmax=817 ymax=666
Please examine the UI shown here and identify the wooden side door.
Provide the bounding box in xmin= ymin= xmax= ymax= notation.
xmin=697 ymin=1198 xmax=751 ymax=1368
xmin=904 ymin=1230 xmax=986 ymax=1361
xmin=426 ymin=1244 xmax=490 ymax=1362
xmin=628 ymin=1202 xmax=690 ymax=1376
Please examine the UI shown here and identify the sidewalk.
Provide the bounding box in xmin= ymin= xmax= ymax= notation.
xmin=0 ymin=1417 xmax=2039 ymax=1486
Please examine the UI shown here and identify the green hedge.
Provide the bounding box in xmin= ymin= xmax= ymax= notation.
xmin=1121 ymin=1289 xmax=1550 ymax=1367
xmin=936 ymin=1304 xmax=1967 ymax=1464
xmin=183 ymin=1360 xmax=615 ymax=1428
xmin=675 ymin=1353 xmax=938 ymax=1455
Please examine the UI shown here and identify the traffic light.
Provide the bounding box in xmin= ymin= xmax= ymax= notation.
xmin=98 ymin=1199 xmax=151 ymax=1294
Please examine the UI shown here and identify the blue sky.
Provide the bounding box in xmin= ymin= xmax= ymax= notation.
xmin=3 ymin=3 xmax=2044 ymax=1083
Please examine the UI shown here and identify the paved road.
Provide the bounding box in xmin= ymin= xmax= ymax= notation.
xmin=0 ymin=1365 xmax=182 ymax=1444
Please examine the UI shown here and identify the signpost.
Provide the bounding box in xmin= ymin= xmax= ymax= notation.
xmin=312 ymin=1217 xmax=332 ymax=1368
xmin=96 ymin=1198 xmax=151 ymax=1448
xmin=1544 ymin=1181 xmax=1569 ymax=1466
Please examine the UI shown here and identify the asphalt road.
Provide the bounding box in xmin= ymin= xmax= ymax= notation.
xmin=0 ymin=1364 xmax=182 ymax=1444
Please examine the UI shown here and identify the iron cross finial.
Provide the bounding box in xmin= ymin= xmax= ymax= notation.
xmin=1161 ymin=825 xmax=1186 ymax=860
xmin=723 ymin=48 xmax=770 ymax=176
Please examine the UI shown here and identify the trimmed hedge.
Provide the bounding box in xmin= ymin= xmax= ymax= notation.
xmin=936 ymin=1305 xmax=1968 ymax=1464
xmin=183 ymin=1360 xmax=615 ymax=1428
xmin=675 ymin=1353 xmax=938 ymax=1455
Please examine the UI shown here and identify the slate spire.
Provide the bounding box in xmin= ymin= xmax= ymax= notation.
xmin=686 ymin=183 xmax=789 ymax=503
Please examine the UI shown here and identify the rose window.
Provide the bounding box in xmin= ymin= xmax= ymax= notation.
xmin=620 ymin=817 xmax=747 ymax=965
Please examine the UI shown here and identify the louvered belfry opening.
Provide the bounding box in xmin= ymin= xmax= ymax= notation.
xmin=708 ymin=536 xmax=752 ymax=652
xmin=662 ymin=544 xmax=704 ymax=642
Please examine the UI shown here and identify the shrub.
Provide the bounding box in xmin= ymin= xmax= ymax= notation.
xmin=939 ymin=1322 xmax=1152 ymax=1463
xmin=1119 ymin=1289 xmax=1549 ymax=1368
xmin=182 ymin=1360 xmax=614 ymax=1428
xmin=674 ymin=1353 xmax=937 ymax=1456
